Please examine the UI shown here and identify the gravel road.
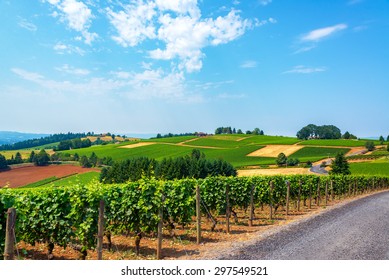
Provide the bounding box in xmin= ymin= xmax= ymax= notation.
xmin=219 ymin=191 xmax=389 ymax=260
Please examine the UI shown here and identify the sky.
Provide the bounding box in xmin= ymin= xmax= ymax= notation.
xmin=1 ymin=0 xmax=389 ymax=137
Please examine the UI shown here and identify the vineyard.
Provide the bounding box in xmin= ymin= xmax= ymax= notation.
xmin=1 ymin=175 xmax=388 ymax=260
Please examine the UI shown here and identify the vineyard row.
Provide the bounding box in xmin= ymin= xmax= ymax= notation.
xmin=1 ymin=174 xmax=388 ymax=259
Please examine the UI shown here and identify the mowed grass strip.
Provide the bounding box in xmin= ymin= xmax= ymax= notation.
xmin=143 ymin=136 xmax=198 ymax=144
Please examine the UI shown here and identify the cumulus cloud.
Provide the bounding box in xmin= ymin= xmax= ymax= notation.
xmin=283 ymin=65 xmax=327 ymax=74
xmin=45 ymin=0 xmax=98 ymax=44
xmin=107 ymin=1 xmax=256 ymax=73
xmin=259 ymin=0 xmax=272 ymax=6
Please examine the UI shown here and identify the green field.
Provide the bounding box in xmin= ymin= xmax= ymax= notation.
xmin=143 ymin=136 xmax=197 ymax=144
xmin=289 ymin=147 xmax=351 ymax=163
xmin=20 ymin=172 xmax=100 ymax=189
xmin=299 ymin=139 xmax=378 ymax=147
xmin=350 ymin=159 xmax=389 ymax=176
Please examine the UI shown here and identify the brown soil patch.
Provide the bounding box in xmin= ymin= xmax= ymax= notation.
xmin=119 ymin=142 xmax=155 ymax=149
xmin=248 ymin=145 xmax=303 ymax=157
xmin=238 ymin=168 xmax=311 ymax=176
xmin=0 ymin=165 xmax=98 ymax=188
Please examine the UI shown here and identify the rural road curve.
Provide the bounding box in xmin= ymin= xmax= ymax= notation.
xmin=219 ymin=191 xmax=389 ymax=260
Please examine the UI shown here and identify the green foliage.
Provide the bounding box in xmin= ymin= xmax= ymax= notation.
xmin=0 ymin=153 xmax=9 ymax=170
xmin=365 ymin=141 xmax=375 ymax=151
xmin=34 ymin=149 xmax=50 ymax=166
xmin=276 ymin=153 xmax=287 ymax=166
xmin=0 ymin=174 xmax=388 ymax=257
xmin=330 ymin=153 xmax=350 ymax=175
xmin=100 ymin=150 xmax=237 ymax=183
xmin=297 ymin=124 xmax=342 ymax=140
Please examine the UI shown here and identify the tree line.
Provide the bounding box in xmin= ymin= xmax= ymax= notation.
xmin=54 ymin=138 xmax=92 ymax=151
xmin=0 ymin=132 xmax=90 ymax=150
xmin=100 ymin=149 xmax=237 ymax=183
xmin=215 ymin=126 xmax=264 ymax=135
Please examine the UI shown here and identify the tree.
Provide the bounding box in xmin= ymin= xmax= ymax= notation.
xmin=237 ymin=129 xmax=243 ymax=134
xmin=245 ymin=130 xmax=252 ymax=135
xmin=14 ymin=152 xmax=23 ymax=164
xmin=0 ymin=153 xmax=9 ymax=170
xmin=253 ymin=128 xmax=260 ymax=135
xmin=73 ymin=153 xmax=80 ymax=161
xmin=89 ymin=152 xmax=98 ymax=167
xmin=387 ymin=135 xmax=389 ymax=142
xmin=276 ymin=153 xmax=287 ymax=166
xmin=387 ymin=143 xmax=389 ymax=152
xmin=342 ymin=131 xmax=351 ymax=139
xmin=34 ymin=149 xmax=50 ymax=166
xmin=330 ymin=153 xmax=350 ymax=175
xmin=28 ymin=151 xmax=36 ymax=163
xmin=297 ymin=124 xmax=341 ymax=140
xmin=365 ymin=141 xmax=375 ymax=151
xmin=80 ymin=156 xmax=91 ymax=168
xmin=379 ymin=136 xmax=385 ymax=144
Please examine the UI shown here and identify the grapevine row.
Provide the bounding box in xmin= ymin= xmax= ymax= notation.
xmin=1 ymin=174 xmax=388 ymax=258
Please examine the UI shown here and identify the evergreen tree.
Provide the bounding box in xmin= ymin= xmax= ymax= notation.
xmin=379 ymin=136 xmax=385 ymax=144
xmin=28 ymin=151 xmax=36 ymax=163
xmin=80 ymin=156 xmax=91 ymax=168
xmin=365 ymin=141 xmax=375 ymax=151
xmin=14 ymin=152 xmax=23 ymax=164
xmin=330 ymin=153 xmax=350 ymax=175
xmin=0 ymin=154 xmax=8 ymax=170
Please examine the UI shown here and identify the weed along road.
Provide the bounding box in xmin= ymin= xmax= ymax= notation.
xmin=220 ymin=191 xmax=389 ymax=260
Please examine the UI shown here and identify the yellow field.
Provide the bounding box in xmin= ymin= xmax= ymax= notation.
xmin=119 ymin=142 xmax=156 ymax=149
xmin=247 ymin=145 xmax=303 ymax=157
xmin=238 ymin=167 xmax=312 ymax=176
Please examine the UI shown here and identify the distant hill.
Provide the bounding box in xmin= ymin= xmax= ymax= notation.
xmin=0 ymin=131 xmax=49 ymax=145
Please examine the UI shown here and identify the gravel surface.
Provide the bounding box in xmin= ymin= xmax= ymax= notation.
xmin=219 ymin=191 xmax=389 ymax=260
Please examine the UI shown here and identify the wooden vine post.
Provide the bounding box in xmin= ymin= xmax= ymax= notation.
xmin=269 ymin=181 xmax=274 ymax=220
xmin=285 ymin=181 xmax=290 ymax=216
xmin=4 ymin=208 xmax=16 ymax=260
xmin=226 ymin=185 xmax=230 ymax=234
xmin=297 ymin=180 xmax=302 ymax=212
xmin=249 ymin=184 xmax=255 ymax=227
xmin=196 ymin=185 xmax=201 ymax=244
xmin=97 ymin=200 xmax=105 ymax=260
xmin=308 ymin=184 xmax=312 ymax=209
xmin=316 ymin=181 xmax=321 ymax=207
xmin=325 ymin=181 xmax=328 ymax=206
xmin=331 ymin=180 xmax=334 ymax=201
xmin=157 ymin=195 xmax=164 ymax=260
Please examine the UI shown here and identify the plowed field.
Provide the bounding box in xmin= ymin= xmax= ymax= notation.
xmin=0 ymin=165 xmax=97 ymax=188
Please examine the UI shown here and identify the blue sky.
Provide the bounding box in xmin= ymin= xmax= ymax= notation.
xmin=1 ymin=0 xmax=388 ymax=137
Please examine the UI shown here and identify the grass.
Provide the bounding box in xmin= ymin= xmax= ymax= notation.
xmin=298 ymin=139 xmax=378 ymax=147
xmin=143 ymin=136 xmax=198 ymax=144
xmin=350 ymin=159 xmax=389 ymax=176
xmin=187 ymin=138 xmax=241 ymax=148
xmin=238 ymin=135 xmax=301 ymax=145
xmin=289 ymin=147 xmax=351 ymax=163
xmin=20 ymin=172 xmax=101 ymax=189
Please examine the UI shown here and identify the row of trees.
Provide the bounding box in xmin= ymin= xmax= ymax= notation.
xmin=54 ymin=138 xmax=92 ymax=151
xmin=215 ymin=127 xmax=264 ymax=135
xmin=275 ymin=153 xmax=300 ymax=167
xmin=100 ymin=149 xmax=237 ymax=183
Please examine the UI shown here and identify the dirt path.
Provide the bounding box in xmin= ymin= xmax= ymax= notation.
xmin=119 ymin=142 xmax=156 ymax=149
xmin=219 ymin=191 xmax=389 ymax=260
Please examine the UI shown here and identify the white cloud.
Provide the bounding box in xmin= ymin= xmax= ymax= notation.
xmin=45 ymin=0 xmax=98 ymax=44
xmin=11 ymin=67 xmax=195 ymax=102
xmin=18 ymin=18 xmax=37 ymax=31
xmin=240 ymin=60 xmax=257 ymax=68
xmin=301 ymin=24 xmax=347 ymax=42
xmin=107 ymin=2 xmax=255 ymax=73
xmin=259 ymin=0 xmax=272 ymax=6
xmin=106 ymin=1 xmax=157 ymax=47
xmin=149 ymin=9 xmax=252 ymax=72
xmin=55 ymin=64 xmax=90 ymax=75
xmin=53 ymin=42 xmax=85 ymax=55
xmin=283 ymin=65 xmax=327 ymax=74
